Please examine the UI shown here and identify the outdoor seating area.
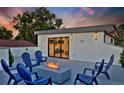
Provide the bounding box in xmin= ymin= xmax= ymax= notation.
xmin=0 ymin=51 xmax=124 ymax=85
xmin=74 ymin=60 xmax=104 ymax=85
xmin=0 ymin=23 xmax=123 ymax=85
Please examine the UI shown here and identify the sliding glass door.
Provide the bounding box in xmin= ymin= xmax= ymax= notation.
xmin=48 ymin=37 xmax=69 ymax=59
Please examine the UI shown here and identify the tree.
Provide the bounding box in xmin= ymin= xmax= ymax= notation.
xmin=13 ymin=7 xmax=63 ymax=44
xmin=115 ymin=24 xmax=124 ymax=47
xmin=0 ymin=26 xmax=13 ymax=39
xmin=9 ymin=49 xmax=14 ymax=67
xmin=119 ymin=49 xmax=124 ymax=68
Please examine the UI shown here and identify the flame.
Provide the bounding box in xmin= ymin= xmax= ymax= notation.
xmin=47 ymin=62 xmax=59 ymax=69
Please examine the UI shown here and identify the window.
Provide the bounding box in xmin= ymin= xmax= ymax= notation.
xmin=104 ymin=33 xmax=114 ymax=44
xmin=48 ymin=37 xmax=69 ymax=59
xmin=111 ymin=38 xmax=113 ymax=44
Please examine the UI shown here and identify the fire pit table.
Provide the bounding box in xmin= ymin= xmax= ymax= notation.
xmin=38 ymin=62 xmax=71 ymax=84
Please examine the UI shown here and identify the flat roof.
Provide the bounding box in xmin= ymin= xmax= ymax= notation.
xmin=34 ymin=24 xmax=119 ymax=38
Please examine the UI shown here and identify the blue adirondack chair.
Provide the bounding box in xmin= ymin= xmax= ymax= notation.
xmin=74 ymin=60 xmax=104 ymax=85
xmin=21 ymin=52 xmax=38 ymax=72
xmin=1 ymin=59 xmax=22 ymax=85
xmin=17 ymin=63 xmax=52 ymax=85
xmin=34 ymin=50 xmax=47 ymax=66
xmin=95 ymin=54 xmax=114 ymax=80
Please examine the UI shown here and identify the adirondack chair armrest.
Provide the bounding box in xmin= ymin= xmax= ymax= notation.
xmin=83 ymin=68 xmax=96 ymax=75
xmin=31 ymin=59 xmax=37 ymax=61
xmin=25 ymin=66 xmax=29 ymax=69
xmin=31 ymin=63 xmax=40 ymax=67
xmin=31 ymin=72 xmax=39 ymax=79
xmin=77 ymin=73 xmax=94 ymax=77
xmin=10 ymin=68 xmax=16 ymax=71
xmin=10 ymin=68 xmax=18 ymax=74
xmin=95 ymin=62 xmax=108 ymax=69
xmin=42 ymin=56 xmax=47 ymax=62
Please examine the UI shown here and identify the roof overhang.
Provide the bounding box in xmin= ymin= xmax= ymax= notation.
xmin=34 ymin=24 xmax=119 ymax=38
xmin=104 ymin=25 xmax=119 ymax=38
xmin=0 ymin=39 xmax=36 ymax=48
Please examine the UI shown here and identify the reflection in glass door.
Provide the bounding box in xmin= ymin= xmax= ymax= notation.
xmin=48 ymin=37 xmax=69 ymax=59
xmin=61 ymin=37 xmax=69 ymax=58
xmin=54 ymin=38 xmax=61 ymax=58
xmin=48 ymin=38 xmax=55 ymax=57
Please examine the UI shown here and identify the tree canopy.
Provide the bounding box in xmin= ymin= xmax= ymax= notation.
xmin=115 ymin=24 xmax=124 ymax=47
xmin=0 ymin=26 xmax=13 ymax=39
xmin=13 ymin=7 xmax=63 ymax=44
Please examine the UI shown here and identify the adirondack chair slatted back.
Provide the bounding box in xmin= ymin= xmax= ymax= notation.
xmin=17 ymin=63 xmax=32 ymax=84
xmin=105 ymin=54 xmax=114 ymax=71
xmin=1 ymin=59 xmax=14 ymax=78
xmin=22 ymin=52 xmax=32 ymax=67
xmin=94 ymin=60 xmax=104 ymax=78
xmin=35 ymin=50 xmax=43 ymax=64
xmin=17 ymin=63 xmax=52 ymax=85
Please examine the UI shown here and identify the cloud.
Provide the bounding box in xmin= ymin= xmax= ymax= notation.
xmin=61 ymin=7 xmax=124 ymax=28
xmin=62 ymin=12 xmax=89 ymax=28
xmin=60 ymin=7 xmax=98 ymax=28
xmin=0 ymin=15 xmax=18 ymax=37
xmin=80 ymin=7 xmax=95 ymax=15
xmin=61 ymin=8 xmax=97 ymax=27
xmin=88 ymin=8 xmax=124 ymax=25
xmin=0 ymin=8 xmax=25 ymax=37
xmin=0 ymin=7 xmax=24 ymax=19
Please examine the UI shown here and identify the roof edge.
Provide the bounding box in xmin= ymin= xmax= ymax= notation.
xmin=34 ymin=24 xmax=115 ymax=35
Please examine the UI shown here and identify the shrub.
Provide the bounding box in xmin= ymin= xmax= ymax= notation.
xmin=9 ymin=49 xmax=14 ymax=67
xmin=120 ymin=48 xmax=124 ymax=68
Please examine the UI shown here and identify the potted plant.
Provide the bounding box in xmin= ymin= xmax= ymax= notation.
xmin=9 ymin=49 xmax=14 ymax=67
xmin=119 ymin=48 xmax=124 ymax=68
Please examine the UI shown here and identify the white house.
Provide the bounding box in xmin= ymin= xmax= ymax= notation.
xmin=35 ymin=24 xmax=123 ymax=65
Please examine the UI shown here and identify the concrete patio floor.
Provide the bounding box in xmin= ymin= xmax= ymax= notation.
xmin=0 ymin=57 xmax=124 ymax=85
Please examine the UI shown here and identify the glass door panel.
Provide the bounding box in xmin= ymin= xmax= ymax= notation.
xmin=54 ymin=38 xmax=61 ymax=58
xmin=61 ymin=37 xmax=69 ymax=58
xmin=48 ymin=38 xmax=54 ymax=57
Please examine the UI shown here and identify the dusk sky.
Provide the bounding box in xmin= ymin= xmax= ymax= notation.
xmin=0 ymin=7 xmax=124 ymax=37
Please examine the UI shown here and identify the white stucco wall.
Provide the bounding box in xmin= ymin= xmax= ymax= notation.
xmin=38 ymin=32 xmax=123 ymax=65
xmin=71 ymin=32 xmax=123 ymax=65
xmin=0 ymin=47 xmax=39 ymax=70
xmin=96 ymin=44 xmax=123 ymax=65
xmin=10 ymin=47 xmax=38 ymax=57
xmin=0 ymin=48 xmax=9 ymax=71
xmin=10 ymin=47 xmax=38 ymax=64
xmin=71 ymin=32 xmax=102 ymax=61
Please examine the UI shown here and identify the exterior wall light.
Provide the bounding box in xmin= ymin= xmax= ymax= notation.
xmin=93 ymin=32 xmax=99 ymax=40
